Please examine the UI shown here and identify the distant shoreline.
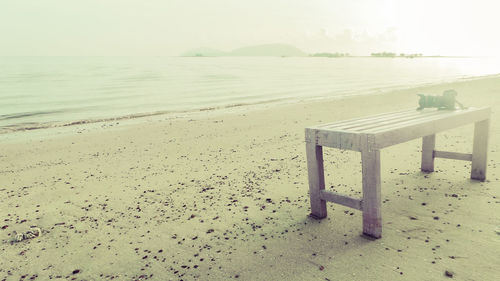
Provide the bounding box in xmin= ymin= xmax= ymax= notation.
xmin=1 ymin=55 xmax=495 ymax=59
xmin=181 ymin=43 xmax=489 ymax=58
xmin=181 ymin=55 xmax=485 ymax=59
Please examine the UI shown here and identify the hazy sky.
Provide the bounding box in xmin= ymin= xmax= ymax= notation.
xmin=1 ymin=0 xmax=499 ymax=56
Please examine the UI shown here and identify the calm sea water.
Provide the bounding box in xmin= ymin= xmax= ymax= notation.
xmin=1 ymin=56 xmax=499 ymax=133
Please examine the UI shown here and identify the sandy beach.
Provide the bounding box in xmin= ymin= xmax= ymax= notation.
xmin=1 ymin=76 xmax=499 ymax=280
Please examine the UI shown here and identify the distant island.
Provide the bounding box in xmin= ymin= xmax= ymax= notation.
xmin=182 ymin=44 xmax=307 ymax=57
xmin=310 ymin=52 xmax=350 ymax=58
xmin=371 ymin=52 xmax=424 ymax=58
xmin=183 ymin=45 xmax=429 ymax=58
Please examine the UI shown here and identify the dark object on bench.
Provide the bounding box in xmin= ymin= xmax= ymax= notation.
xmin=417 ymin=89 xmax=464 ymax=110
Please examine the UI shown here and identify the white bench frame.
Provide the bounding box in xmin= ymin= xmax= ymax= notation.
xmin=305 ymin=107 xmax=491 ymax=239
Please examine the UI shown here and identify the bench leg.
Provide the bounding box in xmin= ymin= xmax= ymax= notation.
xmin=421 ymin=134 xmax=436 ymax=172
xmin=361 ymin=149 xmax=382 ymax=238
xmin=306 ymin=142 xmax=327 ymax=219
xmin=471 ymin=119 xmax=489 ymax=181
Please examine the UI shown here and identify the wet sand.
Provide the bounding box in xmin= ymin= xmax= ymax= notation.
xmin=1 ymin=76 xmax=499 ymax=280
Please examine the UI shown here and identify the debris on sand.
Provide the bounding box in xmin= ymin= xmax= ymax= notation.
xmin=7 ymin=227 xmax=42 ymax=244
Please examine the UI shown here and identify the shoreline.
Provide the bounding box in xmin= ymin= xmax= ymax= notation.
xmin=1 ymin=75 xmax=499 ymax=280
xmin=2 ymin=73 xmax=499 ymax=138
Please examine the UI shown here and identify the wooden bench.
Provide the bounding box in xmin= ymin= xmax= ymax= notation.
xmin=305 ymin=107 xmax=491 ymax=239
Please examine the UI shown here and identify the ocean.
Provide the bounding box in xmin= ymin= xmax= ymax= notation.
xmin=1 ymin=56 xmax=499 ymax=133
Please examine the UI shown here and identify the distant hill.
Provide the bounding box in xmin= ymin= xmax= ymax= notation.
xmin=182 ymin=44 xmax=306 ymax=57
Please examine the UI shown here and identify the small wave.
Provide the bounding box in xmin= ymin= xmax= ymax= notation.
xmin=0 ymin=98 xmax=291 ymax=134
xmin=0 ymin=110 xmax=66 ymax=121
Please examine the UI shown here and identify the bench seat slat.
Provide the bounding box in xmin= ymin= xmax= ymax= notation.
xmin=368 ymin=107 xmax=490 ymax=134
xmin=330 ymin=110 xmax=424 ymax=130
xmin=345 ymin=110 xmax=446 ymax=132
xmin=315 ymin=109 xmax=411 ymax=129
xmin=324 ymin=110 xmax=419 ymax=130
xmin=306 ymin=107 xmax=490 ymax=151
xmin=373 ymin=107 xmax=491 ymax=149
